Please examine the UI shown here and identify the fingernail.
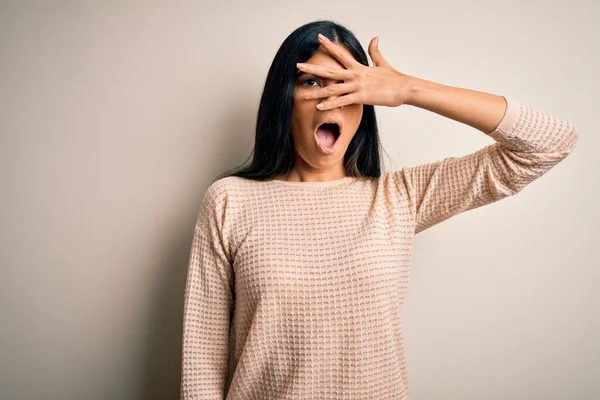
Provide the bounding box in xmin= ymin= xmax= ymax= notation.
xmin=317 ymin=103 xmax=324 ymax=109
xmin=375 ymin=36 xmax=379 ymax=46
xmin=297 ymin=63 xmax=306 ymax=69
xmin=318 ymin=33 xmax=327 ymax=42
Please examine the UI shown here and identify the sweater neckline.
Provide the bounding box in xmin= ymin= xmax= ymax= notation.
xmin=266 ymin=176 xmax=355 ymax=187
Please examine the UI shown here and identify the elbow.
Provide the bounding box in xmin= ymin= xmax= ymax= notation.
xmin=555 ymin=122 xmax=579 ymax=156
xmin=551 ymin=123 xmax=579 ymax=164
xmin=566 ymin=124 xmax=580 ymax=153
xmin=535 ymin=122 xmax=579 ymax=162
xmin=488 ymin=144 xmax=573 ymax=196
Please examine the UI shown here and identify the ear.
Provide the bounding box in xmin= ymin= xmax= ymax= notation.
xmin=368 ymin=37 xmax=391 ymax=68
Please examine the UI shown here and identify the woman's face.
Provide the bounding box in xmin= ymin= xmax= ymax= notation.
xmin=290 ymin=44 xmax=363 ymax=172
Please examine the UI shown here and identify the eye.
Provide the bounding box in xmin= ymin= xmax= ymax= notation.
xmin=301 ymin=78 xmax=320 ymax=87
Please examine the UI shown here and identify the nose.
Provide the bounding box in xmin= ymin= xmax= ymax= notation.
xmin=318 ymin=93 xmax=344 ymax=110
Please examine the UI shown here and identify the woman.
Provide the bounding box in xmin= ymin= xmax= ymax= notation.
xmin=180 ymin=20 xmax=578 ymax=399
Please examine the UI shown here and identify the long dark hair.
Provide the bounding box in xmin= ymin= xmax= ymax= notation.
xmin=214 ymin=20 xmax=384 ymax=183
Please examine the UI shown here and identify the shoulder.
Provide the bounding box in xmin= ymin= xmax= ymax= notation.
xmin=204 ymin=175 xmax=244 ymax=200
xmin=201 ymin=175 xmax=255 ymax=213
xmin=203 ymin=176 xmax=230 ymax=202
xmin=378 ymin=169 xmax=413 ymax=204
xmin=381 ymin=169 xmax=407 ymax=187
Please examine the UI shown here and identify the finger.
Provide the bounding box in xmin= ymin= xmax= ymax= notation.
xmin=317 ymin=33 xmax=358 ymax=69
xmin=317 ymin=93 xmax=362 ymax=110
xmin=296 ymin=63 xmax=353 ymax=80
xmin=368 ymin=36 xmax=390 ymax=68
xmin=299 ymin=82 xmax=357 ymax=100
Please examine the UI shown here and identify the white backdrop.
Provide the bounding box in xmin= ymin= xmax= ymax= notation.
xmin=0 ymin=1 xmax=598 ymax=399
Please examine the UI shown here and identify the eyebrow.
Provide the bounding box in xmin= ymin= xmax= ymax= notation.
xmin=295 ymin=70 xmax=312 ymax=81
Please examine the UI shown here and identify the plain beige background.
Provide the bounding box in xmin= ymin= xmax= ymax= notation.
xmin=0 ymin=1 xmax=598 ymax=399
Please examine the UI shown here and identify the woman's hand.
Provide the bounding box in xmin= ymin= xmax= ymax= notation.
xmin=296 ymin=34 xmax=415 ymax=110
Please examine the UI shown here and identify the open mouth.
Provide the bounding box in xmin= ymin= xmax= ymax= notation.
xmin=314 ymin=123 xmax=341 ymax=154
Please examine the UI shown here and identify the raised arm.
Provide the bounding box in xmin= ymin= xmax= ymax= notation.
xmin=398 ymin=78 xmax=578 ymax=233
xmin=293 ymin=34 xmax=579 ymax=233
xmin=405 ymin=77 xmax=510 ymax=134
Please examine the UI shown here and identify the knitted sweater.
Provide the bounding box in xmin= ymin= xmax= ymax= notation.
xmin=181 ymin=96 xmax=578 ymax=399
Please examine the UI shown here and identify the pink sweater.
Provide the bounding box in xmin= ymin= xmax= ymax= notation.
xmin=181 ymin=96 xmax=578 ymax=399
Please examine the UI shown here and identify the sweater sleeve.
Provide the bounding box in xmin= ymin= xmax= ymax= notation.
xmin=181 ymin=183 xmax=234 ymax=399
xmin=396 ymin=96 xmax=579 ymax=234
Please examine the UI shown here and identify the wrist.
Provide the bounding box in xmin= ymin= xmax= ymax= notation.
xmin=404 ymin=76 xmax=436 ymax=107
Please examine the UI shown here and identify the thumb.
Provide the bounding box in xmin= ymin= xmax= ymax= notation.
xmin=368 ymin=36 xmax=390 ymax=68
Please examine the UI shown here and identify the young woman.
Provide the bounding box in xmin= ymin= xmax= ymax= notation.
xmin=181 ymin=20 xmax=578 ymax=400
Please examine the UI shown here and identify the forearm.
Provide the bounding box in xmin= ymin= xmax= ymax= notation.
xmin=404 ymin=76 xmax=507 ymax=134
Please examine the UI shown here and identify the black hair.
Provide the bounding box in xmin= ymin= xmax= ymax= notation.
xmin=214 ymin=19 xmax=384 ymax=183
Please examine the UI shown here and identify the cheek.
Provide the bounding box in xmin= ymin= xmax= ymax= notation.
xmin=292 ymin=101 xmax=316 ymax=130
xmin=345 ymin=105 xmax=363 ymax=128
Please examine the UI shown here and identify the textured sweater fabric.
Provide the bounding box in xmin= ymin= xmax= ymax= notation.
xmin=181 ymin=96 xmax=578 ymax=399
